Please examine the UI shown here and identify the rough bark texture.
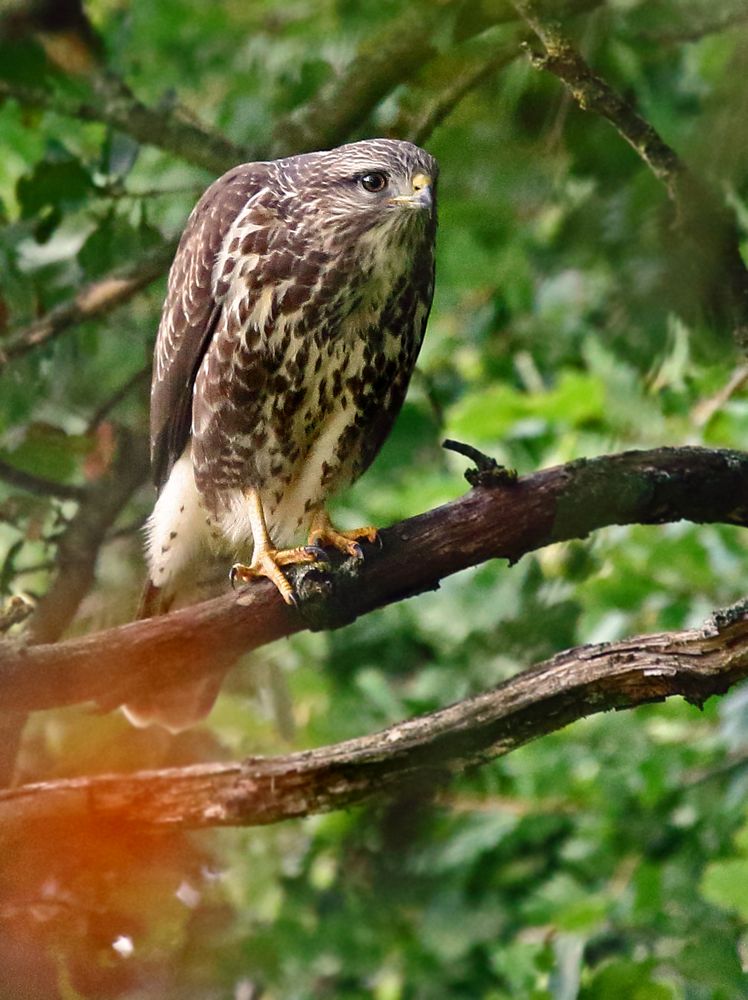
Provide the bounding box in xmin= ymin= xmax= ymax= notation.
xmin=2 ymin=598 xmax=747 ymax=832
xmin=0 ymin=446 xmax=746 ymax=719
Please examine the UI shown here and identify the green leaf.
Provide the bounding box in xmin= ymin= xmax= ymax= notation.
xmin=0 ymin=39 xmax=48 ymax=86
xmin=16 ymin=148 xmax=93 ymax=240
xmin=580 ymin=960 xmax=679 ymax=1000
xmin=78 ymin=210 xmax=160 ymax=278
xmin=701 ymin=859 xmax=748 ymax=922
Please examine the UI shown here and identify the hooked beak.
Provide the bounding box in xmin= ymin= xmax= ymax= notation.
xmin=389 ymin=172 xmax=433 ymax=210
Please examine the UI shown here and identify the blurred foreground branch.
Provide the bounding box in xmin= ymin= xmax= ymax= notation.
xmin=2 ymin=595 xmax=747 ymax=831
xmin=0 ymin=445 xmax=746 ymax=717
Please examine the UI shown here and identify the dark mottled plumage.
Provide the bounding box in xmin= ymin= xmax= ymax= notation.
xmin=125 ymin=138 xmax=438 ymax=731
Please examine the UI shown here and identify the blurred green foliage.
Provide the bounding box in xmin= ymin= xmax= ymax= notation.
xmin=2 ymin=0 xmax=748 ymax=997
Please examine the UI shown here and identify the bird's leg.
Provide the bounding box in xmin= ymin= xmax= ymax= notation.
xmin=307 ymin=507 xmax=379 ymax=559
xmin=230 ymin=488 xmax=321 ymax=606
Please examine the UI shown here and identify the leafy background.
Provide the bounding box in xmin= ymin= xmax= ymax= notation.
xmin=2 ymin=0 xmax=748 ymax=997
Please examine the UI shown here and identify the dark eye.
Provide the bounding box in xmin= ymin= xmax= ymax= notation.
xmin=359 ymin=172 xmax=388 ymax=193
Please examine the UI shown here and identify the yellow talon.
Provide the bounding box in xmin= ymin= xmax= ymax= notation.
xmin=230 ymin=546 xmax=319 ymax=606
xmin=308 ymin=509 xmax=379 ymax=558
xmin=233 ymin=488 xmax=326 ymax=605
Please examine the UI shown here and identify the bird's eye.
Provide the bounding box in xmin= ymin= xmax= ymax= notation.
xmin=359 ymin=172 xmax=388 ymax=193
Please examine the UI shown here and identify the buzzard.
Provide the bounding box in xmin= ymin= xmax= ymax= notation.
xmin=124 ymin=138 xmax=438 ymax=730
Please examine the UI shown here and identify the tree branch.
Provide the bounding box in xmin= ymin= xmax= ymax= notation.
xmin=0 ymin=445 xmax=746 ymax=716
xmin=25 ymin=427 xmax=150 ymax=645
xmin=85 ymin=366 xmax=149 ymax=433
xmin=0 ymin=429 xmax=150 ymax=786
xmin=514 ymin=1 xmax=683 ymax=190
xmin=0 ymin=73 xmax=254 ymax=176
xmin=273 ymin=0 xmax=603 ymax=156
xmin=0 ymin=458 xmax=85 ymax=501
xmin=395 ymin=28 xmax=521 ymax=147
xmin=639 ymin=4 xmax=748 ymax=45
xmin=0 ymin=239 xmax=177 ymax=369
xmin=2 ymin=598 xmax=747 ymax=832
xmin=270 ymin=1 xmax=446 ymax=157
xmin=513 ymin=0 xmax=748 ymax=351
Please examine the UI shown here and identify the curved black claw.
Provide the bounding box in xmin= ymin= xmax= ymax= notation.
xmin=304 ymin=545 xmax=328 ymax=560
xmin=350 ymin=542 xmax=364 ymax=559
xmin=229 ymin=566 xmax=240 ymax=590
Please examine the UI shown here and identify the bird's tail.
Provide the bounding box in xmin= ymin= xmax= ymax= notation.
xmin=121 ymin=577 xmax=226 ymax=734
xmin=136 ymin=578 xmax=170 ymax=619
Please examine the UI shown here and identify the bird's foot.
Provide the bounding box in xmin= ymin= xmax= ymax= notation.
xmin=230 ymin=545 xmax=323 ymax=606
xmin=308 ymin=512 xmax=379 ymax=560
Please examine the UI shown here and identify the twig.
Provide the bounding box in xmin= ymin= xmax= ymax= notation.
xmin=683 ymin=748 xmax=748 ymax=788
xmin=85 ymin=366 xmax=150 ymax=433
xmin=8 ymin=561 xmax=54 ymax=578
xmin=104 ymin=519 xmax=146 ymax=542
xmin=277 ymin=0 xmax=604 ymax=155
xmin=513 ymin=0 xmax=748 ymax=352
xmin=640 ymin=5 xmax=748 ymax=45
xmin=394 ymin=0 xmax=604 ymax=146
xmin=691 ymin=365 xmax=748 ymax=426
xmin=0 ymin=239 xmax=177 ymax=369
xmin=0 ymin=459 xmax=85 ymax=502
xmin=514 ymin=1 xmax=683 ymax=190
xmin=271 ymin=1 xmax=444 ymax=156
xmin=25 ymin=427 xmax=150 ymax=645
xmin=92 ymin=183 xmax=205 ymax=202
xmin=399 ymin=33 xmax=520 ymax=147
xmin=0 ymin=73 xmax=254 ymax=176
xmin=0 ymin=445 xmax=746 ymax=715
xmin=3 ymin=599 xmax=748 ymax=831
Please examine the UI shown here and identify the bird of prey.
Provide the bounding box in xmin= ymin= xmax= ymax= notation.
xmin=124 ymin=138 xmax=438 ymax=731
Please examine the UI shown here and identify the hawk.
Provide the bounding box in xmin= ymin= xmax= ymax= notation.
xmin=124 ymin=138 xmax=438 ymax=731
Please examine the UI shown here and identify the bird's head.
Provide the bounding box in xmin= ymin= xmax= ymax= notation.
xmin=281 ymin=138 xmax=438 ymax=244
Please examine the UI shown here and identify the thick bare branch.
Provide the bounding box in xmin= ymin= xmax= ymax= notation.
xmin=2 ymin=599 xmax=747 ymax=832
xmin=0 ymin=445 xmax=746 ymax=716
